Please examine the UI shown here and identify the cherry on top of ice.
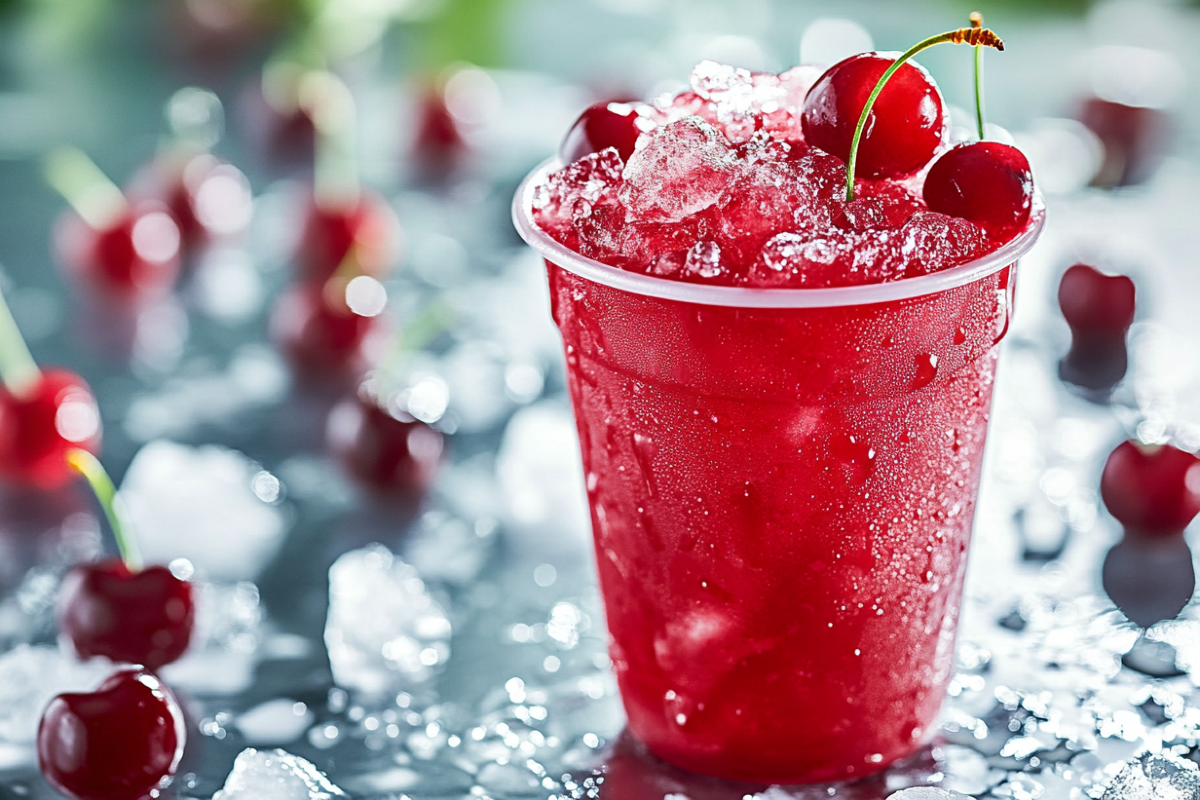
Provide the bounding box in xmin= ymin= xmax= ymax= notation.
xmin=531 ymin=58 xmax=1036 ymax=289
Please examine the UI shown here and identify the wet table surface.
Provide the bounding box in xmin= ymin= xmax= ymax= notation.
xmin=3 ymin=2 xmax=1200 ymax=799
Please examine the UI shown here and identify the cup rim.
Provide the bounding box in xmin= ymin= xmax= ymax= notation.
xmin=512 ymin=156 xmax=1046 ymax=309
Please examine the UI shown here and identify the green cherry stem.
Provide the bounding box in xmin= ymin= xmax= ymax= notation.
xmin=845 ymin=25 xmax=1005 ymax=201
xmin=377 ymin=299 xmax=457 ymax=397
xmin=66 ymin=448 xmax=143 ymax=572
xmin=0 ymin=285 xmax=41 ymax=398
xmin=303 ymin=71 xmax=361 ymax=212
xmin=971 ymin=12 xmax=986 ymax=140
xmin=44 ymin=147 xmax=128 ymax=231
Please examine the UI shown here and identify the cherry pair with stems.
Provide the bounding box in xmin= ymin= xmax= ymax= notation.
xmin=0 ymin=288 xmax=190 ymax=800
xmin=562 ymin=13 xmax=1032 ymax=243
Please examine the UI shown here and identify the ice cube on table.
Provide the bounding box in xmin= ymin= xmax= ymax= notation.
xmin=324 ymin=545 xmax=451 ymax=697
xmin=233 ymin=699 xmax=314 ymax=746
xmin=887 ymin=788 xmax=976 ymax=800
xmin=1101 ymin=752 xmax=1200 ymax=800
xmin=495 ymin=402 xmax=590 ymax=558
xmin=213 ymin=748 xmax=345 ymax=800
xmin=120 ymin=440 xmax=289 ymax=582
xmin=0 ymin=645 xmax=111 ymax=745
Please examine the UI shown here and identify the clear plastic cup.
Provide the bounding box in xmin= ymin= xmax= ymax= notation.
xmin=513 ymin=158 xmax=1045 ymax=784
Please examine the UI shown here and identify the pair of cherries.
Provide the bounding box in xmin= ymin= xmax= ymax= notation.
xmin=0 ymin=362 xmax=193 ymax=800
xmin=269 ymin=189 xmax=399 ymax=378
xmin=561 ymin=48 xmax=1033 ymax=243
xmin=0 ymin=371 xmax=194 ymax=669
xmin=55 ymin=150 xmax=251 ymax=298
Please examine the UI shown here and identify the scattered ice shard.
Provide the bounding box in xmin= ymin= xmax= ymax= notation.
xmin=887 ymin=788 xmax=976 ymax=800
xmin=0 ymin=645 xmax=111 ymax=745
xmin=1101 ymin=752 xmax=1200 ymax=800
xmin=120 ymin=441 xmax=289 ymax=582
xmin=324 ymin=545 xmax=451 ymax=696
xmin=495 ymin=402 xmax=590 ymax=557
xmin=213 ymin=748 xmax=345 ymax=800
xmin=234 ymin=699 xmax=314 ymax=746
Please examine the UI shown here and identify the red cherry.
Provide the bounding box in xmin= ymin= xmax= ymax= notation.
xmin=327 ymin=387 xmax=444 ymax=498
xmin=57 ymin=559 xmax=195 ymax=670
xmin=1057 ymin=264 xmax=1136 ymax=391
xmin=801 ymin=53 xmax=947 ymax=179
xmin=1079 ymin=97 xmax=1171 ymax=188
xmin=1100 ymin=441 xmax=1200 ymax=537
xmin=0 ymin=369 xmax=101 ymax=490
xmin=413 ymin=84 xmax=467 ymax=178
xmin=295 ymin=191 xmax=400 ymax=283
xmin=559 ymin=101 xmax=644 ymax=165
xmin=269 ymin=282 xmax=382 ymax=379
xmin=922 ymin=141 xmax=1034 ymax=241
xmin=55 ymin=203 xmax=182 ymax=295
xmin=1059 ymin=264 xmax=1136 ymax=336
xmin=237 ymin=74 xmax=316 ymax=173
xmin=134 ymin=153 xmax=253 ymax=250
xmin=37 ymin=668 xmax=185 ymax=800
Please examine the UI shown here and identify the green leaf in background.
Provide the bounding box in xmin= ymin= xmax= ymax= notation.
xmin=419 ymin=0 xmax=513 ymax=69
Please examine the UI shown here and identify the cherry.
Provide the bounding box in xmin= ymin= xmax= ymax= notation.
xmin=0 ymin=369 xmax=101 ymax=490
xmin=1058 ymin=264 xmax=1136 ymax=392
xmin=295 ymin=191 xmax=400 ymax=283
xmin=922 ymin=141 xmax=1034 ymax=241
xmin=327 ymin=385 xmax=444 ymax=498
xmin=269 ymin=282 xmax=383 ymax=379
xmin=412 ymin=83 xmax=467 ymax=181
xmin=55 ymin=203 xmax=182 ymax=296
xmin=1079 ymin=97 xmax=1171 ymax=188
xmin=559 ymin=101 xmax=645 ymax=165
xmin=57 ymin=559 xmax=194 ymax=669
xmin=133 ymin=153 xmax=253 ymax=251
xmin=237 ymin=70 xmax=316 ymax=173
xmin=1100 ymin=440 xmax=1200 ymax=537
xmin=801 ymin=53 xmax=946 ymax=179
xmin=38 ymin=668 xmax=185 ymax=800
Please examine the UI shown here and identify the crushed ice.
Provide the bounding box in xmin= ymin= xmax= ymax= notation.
xmin=324 ymin=545 xmax=452 ymax=697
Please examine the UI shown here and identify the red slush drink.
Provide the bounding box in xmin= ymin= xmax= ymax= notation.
xmin=514 ymin=59 xmax=1042 ymax=783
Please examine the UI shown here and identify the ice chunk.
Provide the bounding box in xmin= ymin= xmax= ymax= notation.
xmin=752 ymin=229 xmax=902 ymax=288
xmin=401 ymin=510 xmax=497 ymax=586
xmin=532 ymin=149 xmax=624 ymax=232
xmin=214 ymin=748 xmax=345 ymax=800
xmin=684 ymin=241 xmax=724 ymax=280
xmin=1101 ymin=752 xmax=1200 ymax=800
xmin=688 ymin=61 xmax=800 ymax=144
xmin=746 ymin=788 xmax=794 ymax=800
xmin=620 ymin=118 xmax=738 ymax=223
xmin=901 ymin=212 xmax=990 ymax=277
xmin=324 ymin=545 xmax=452 ymax=696
xmin=234 ymin=699 xmax=314 ymax=746
xmin=438 ymin=339 xmax=515 ymax=434
xmin=887 ymin=789 xmax=976 ymax=800
xmin=495 ymin=402 xmax=590 ymax=557
xmin=0 ymin=645 xmax=111 ymax=745
xmin=121 ymin=441 xmax=289 ymax=582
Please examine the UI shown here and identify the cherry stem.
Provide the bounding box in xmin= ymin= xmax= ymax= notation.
xmin=303 ymin=71 xmax=361 ymax=211
xmin=844 ymin=25 xmax=1004 ymax=201
xmin=378 ymin=299 xmax=456 ymax=396
xmin=66 ymin=448 xmax=143 ymax=572
xmin=0 ymin=285 xmax=41 ymax=398
xmin=971 ymin=12 xmax=986 ymax=140
xmin=44 ymin=148 xmax=128 ymax=231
